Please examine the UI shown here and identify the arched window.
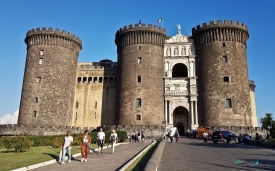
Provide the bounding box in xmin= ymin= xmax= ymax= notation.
xmin=88 ymin=77 xmax=92 ymax=83
xmin=77 ymin=77 xmax=81 ymax=83
xmin=172 ymin=63 xmax=188 ymax=78
xmin=83 ymin=77 xmax=87 ymax=83
xmin=93 ymin=77 xmax=98 ymax=83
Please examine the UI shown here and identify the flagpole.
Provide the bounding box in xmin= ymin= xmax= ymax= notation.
xmin=162 ymin=18 xmax=163 ymax=28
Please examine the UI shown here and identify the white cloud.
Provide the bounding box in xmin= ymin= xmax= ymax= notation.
xmin=0 ymin=110 xmax=19 ymax=124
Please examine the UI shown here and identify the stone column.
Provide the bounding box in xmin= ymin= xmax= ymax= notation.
xmin=165 ymin=100 xmax=167 ymax=122
xmin=170 ymin=102 xmax=173 ymax=125
xmin=193 ymin=62 xmax=196 ymax=77
xmin=191 ymin=101 xmax=194 ymax=124
xmin=195 ymin=101 xmax=198 ymax=124
xmin=190 ymin=62 xmax=193 ymax=77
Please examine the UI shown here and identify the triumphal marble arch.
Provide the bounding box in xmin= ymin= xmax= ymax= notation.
xmin=164 ymin=25 xmax=199 ymax=133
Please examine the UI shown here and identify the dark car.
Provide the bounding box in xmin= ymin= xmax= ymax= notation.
xmin=211 ymin=131 xmax=238 ymax=143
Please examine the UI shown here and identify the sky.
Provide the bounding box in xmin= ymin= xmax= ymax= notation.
xmin=0 ymin=0 xmax=274 ymax=126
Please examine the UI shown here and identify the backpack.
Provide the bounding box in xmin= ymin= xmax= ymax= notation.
xmin=175 ymin=132 xmax=178 ymax=137
xmin=138 ymin=132 xmax=141 ymax=136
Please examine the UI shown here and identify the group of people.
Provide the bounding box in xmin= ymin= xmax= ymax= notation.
xmin=186 ymin=129 xmax=198 ymax=138
xmin=238 ymin=133 xmax=252 ymax=144
xmin=59 ymin=128 xmax=118 ymax=164
xmin=166 ymin=129 xmax=180 ymax=143
xmin=131 ymin=130 xmax=146 ymax=142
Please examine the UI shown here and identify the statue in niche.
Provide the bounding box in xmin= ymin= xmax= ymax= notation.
xmin=166 ymin=47 xmax=171 ymax=56
xmin=181 ymin=46 xmax=186 ymax=56
xmin=174 ymin=48 xmax=178 ymax=56
xmin=188 ymin=47 xmax=192 ymax=55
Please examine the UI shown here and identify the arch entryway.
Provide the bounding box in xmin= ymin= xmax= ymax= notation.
xmin=173 ymin=106 xmax=189 ymax=136
xmin=176 ymin=122 xmax=184 ymax=136
xmin=172 ymin=63 xmax=188 ymax=77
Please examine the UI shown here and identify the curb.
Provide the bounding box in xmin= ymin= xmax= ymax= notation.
xmin=144 ymin=140 xmax=165 ymax=171
xmin=10 ymin=143 xmax=122 ymax=171
xmin=118 ymin=141 xmax=156 ymax=171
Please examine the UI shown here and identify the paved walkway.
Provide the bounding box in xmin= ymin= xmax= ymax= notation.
xmin=35 ymin=142 xmax=150 ymax=171
xmin=158 ymin=137 xmax=275 ymax=171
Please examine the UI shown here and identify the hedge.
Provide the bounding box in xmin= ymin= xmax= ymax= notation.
xmin=0 ymin=130 xmax=127 ymax=151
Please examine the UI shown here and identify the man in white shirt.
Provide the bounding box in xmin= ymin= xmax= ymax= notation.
xmin=61 ymin=131 xmax=73 ymax=164
xmin=203 ymin=131 xmax=208 ymax=143
xmin=97 ymin=128 xmax=105 ymax=155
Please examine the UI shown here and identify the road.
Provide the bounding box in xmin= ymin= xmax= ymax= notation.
xmin=158 ymin=138 xmax=275 ymax=171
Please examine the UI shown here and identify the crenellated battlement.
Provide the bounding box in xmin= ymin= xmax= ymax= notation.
xmin=115 ymin=23 xmax=167 ymax=48
xmin=192 ymin=20 xmax=249 ymax=46
xmin=77 ymin=61 xmax=117 ymax=71
xmin=192 ymin=20 xmax=248 ymax=33
xmin=116 ymin=23 xmax=166 ymax=36
xmin=25 ymin=27 xmax=82 ymax=51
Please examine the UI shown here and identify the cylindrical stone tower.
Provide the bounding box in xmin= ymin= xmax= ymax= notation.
xmin=192 ymin=20 xmax=251 ymax=126
xmin=115 ymin=23 xmax=166 ymax=125
xmin=18 ymin=27 xmax=82 ymax=126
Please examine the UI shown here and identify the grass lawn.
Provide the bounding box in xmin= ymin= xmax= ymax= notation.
xmin=125 ymin=141 xmax=159 ymax=171
xmin=0 ymin=144 xmax=100 ymax=171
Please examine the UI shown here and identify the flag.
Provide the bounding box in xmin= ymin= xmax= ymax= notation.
xmin=157 ymin=18 xmax=163 ymax=23
xmin=139 ymin=19 xmax=141 ymax=25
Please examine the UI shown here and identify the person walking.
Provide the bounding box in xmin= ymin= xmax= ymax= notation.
xmin=110 ymin=129 xmax=118 ymax=154
xmin=168 ymin=130 xmax=173 ymax=143
xmin=80 ymin=130 xmax=91 ymax=162
xmin=175 ymin=130 xmax=180 ymax=144
xmin=97 ymin=128 xmax=105 ymax=155
xmin=203 ymin=131 xmax=208 ymax=143
xmin=61 ymin=131 xmax=73 ymax=164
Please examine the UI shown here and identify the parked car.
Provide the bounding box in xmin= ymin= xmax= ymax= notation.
xmin=211 ymin=131 xmax=238 ymax=143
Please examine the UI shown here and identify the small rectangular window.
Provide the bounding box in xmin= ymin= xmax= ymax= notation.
xmin=139 ymin=46 xmax=142 ymax=50
xmin=136 ymin=98 xmax=141 ymax=107
xmin=39 ymin=58 xmax=43 ymax=64
xmin=223 ymin=56 xmax=228 ymax=63
xmin=137 ymin=76 xmax=141 ymax=83
xmin=33 ymin=111 xmax=37 ymax=117
xmin=37 ymin=77 xmax=41 ymax=83
xmin=224 ymin=76 xmax=229 ymax=82
xmin=99 ymin=77 xmax=103 ymax=83
xmin=40 ymin=50 xmax=44 ymax=56
xmin=223 ymin=43 xmax=226 ymax=47
xmin=75 ymin=112 xmax=77 ymax=120
xmin=35 ymin=97 xmax=38 ymax=103
xmin=94 ymin=112 xmax=96 ymax=119
xmin=138 ymin=57 xmax=142 ymax=64
xmin=95 ymin=101 xmax=97 ymax=109
xmin=226 ymin=99 xmax=232 ymax=108
xmin=136 ymin=114 xmax=141 ymax=120
xmin=76 ymin=102 xmax=78 ymax=108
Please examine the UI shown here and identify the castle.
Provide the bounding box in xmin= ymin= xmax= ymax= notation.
xmin=13 ymin=20 xmax=258 ymax=136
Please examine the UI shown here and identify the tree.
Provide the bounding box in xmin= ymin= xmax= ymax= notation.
xmin=260 ymin=113 xmax=275 ymax=138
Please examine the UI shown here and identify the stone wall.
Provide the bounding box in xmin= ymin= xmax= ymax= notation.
xmin=0 ymin=124 xmax=268 ymax=139
xmin=192 ymin=20 xmax=252 ymax=127
xmin=72 ymin=61 xmax=117 ymax=128
xmin=18 ymin=28 xmax=82 ymax=127
xmin=115 ymin=23 xmax=166 ymax=125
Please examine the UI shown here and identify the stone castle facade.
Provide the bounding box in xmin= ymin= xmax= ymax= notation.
xmin=14 ymin=20 xmax=258 ymax=135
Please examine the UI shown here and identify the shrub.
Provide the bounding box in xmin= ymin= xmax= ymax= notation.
xmin=13 ymin=136 xmax=34 ymax=152
xmin=3 ymin=136 xmax=33 ymax=152
xmin=3 ymin=138 xmax=13 ymax=151
xmin=52 ymin=137 xmax=63 ymax=148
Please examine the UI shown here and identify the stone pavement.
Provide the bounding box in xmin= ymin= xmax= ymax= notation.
xmin=158 ymin=137 xmax=275 ymax=171
xmin=34 ymin=142 xmax=150 ymax=171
